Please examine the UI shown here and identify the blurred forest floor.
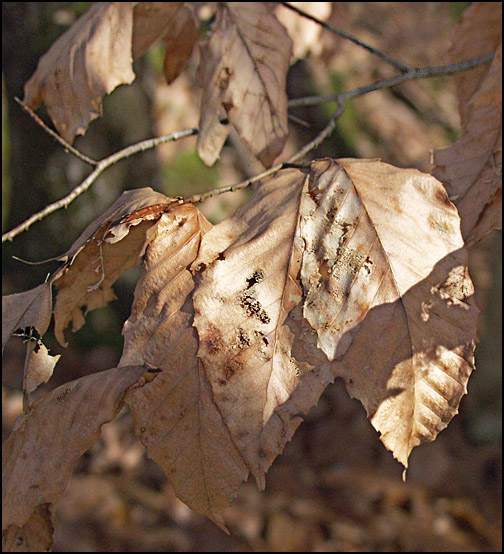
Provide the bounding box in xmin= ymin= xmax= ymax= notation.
xmin=2 ymin=3 xmax=501 ymax=551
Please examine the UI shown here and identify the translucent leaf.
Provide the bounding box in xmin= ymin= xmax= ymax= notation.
xmin=23 ymin=2 xmax=135 ymax=143
xmin=196 ymin=2 xmax=292 ymax=167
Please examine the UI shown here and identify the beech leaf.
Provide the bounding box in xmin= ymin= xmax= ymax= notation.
xmin=446 ymin=2 xmax=502 ymax=127
xmin=299 ymin=158 xmax=478 ymax=467
xmin=432 ymin=45 xmax=502 ymax=244
xmin=51 ymin=188 xmax=176 ymax=346
xmin=131 ymin=2 xmax=184 ymax=61
xmin=2 ymin=365 xmax=146 ymax=540
xmin=120 ymin=208 xmax=248 ymax=530
xmin=197 ymin=2 xmax=292 ymax=167
xmin=161 ymin=5 xmax=200 ymax=85
xmin=192 ymin=168 xmax=307 ymax=486
xmin=23 ymin=2 xmax=136 ymax=144
xmin=23 ymin=341 xmax=61 ymax=408
xmin=2 ymin=283 xmax=52 ymax=354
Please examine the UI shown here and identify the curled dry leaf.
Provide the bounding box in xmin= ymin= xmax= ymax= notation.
xmin=50 ymin=188 xmax=176 ymax=346
xmin=162 ymin=5 xmax=200 ymax=85
xmin=120 ymin=207 xmax=249 ymax=531
xmin=432 ymin=45 xmax=502 ymax=244
xmin=23 ymin=341 xmax=61 ymax=410
xmin=197 ymin=2 xmax=292 ymax=167
xmin=2 ymin=504 xmax=54 ymax=553
xmin=2 ymin=283 xmax=52 ymax=353
xmin=2 ymin=282 xmax=59 ymax=409
xmin=447 ymin=2 xmax=502 ymax=127
xmin=23 ymin=2 xmax=135 ymax=144
xmin=2 ymin=365 xmax=147 ymax=542
xmin=131 ymin=2 xmax=184 ymax=60
xmin=299 ymin=159 xmax=478 ymax=467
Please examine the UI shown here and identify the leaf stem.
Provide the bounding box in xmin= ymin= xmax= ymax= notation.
xmin=185 ymin=100 xmax=345 ymax=204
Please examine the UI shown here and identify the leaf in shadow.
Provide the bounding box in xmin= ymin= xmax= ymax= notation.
xmin=192 ymin=168 xmax=307 ymax=487
xmin=120 ymin=205 xmax=247 ymax=531
xmin=2 ymin=365 xmax=146 ymax=541
xmin=23 ymin=3 xmax=136 ymax=143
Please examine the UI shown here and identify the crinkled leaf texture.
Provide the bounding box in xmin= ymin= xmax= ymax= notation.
xmin=50 ymin=188 xmax=176 ymax=346
xmin=22 ymin=2 xmax=190 ymax=143
xmin=23 ymin=2 xmax=136 ymax=143
xmin=2 ymin=159 xmax=480 ymax=539
xmin=432 ymin=4 xmax=502 ymax=244
xmin=117 ymin=158 xmax=477 ymax=525
xmin=197 ymin=2 xmax=292 ymax=167
xmin=300 ymin=159 xmax=478 ymax=467
xmin=2 ymin=365 xmax=146 ymax=550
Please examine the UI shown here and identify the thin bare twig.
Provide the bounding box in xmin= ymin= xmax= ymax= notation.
xmin=279 ymin=2 xmax=410 ymax=72
xmin=2 ymin=128 xmax=199 ymax=243
xmin=14 ymin=97 xmax=98 ymax=167
xmin=288 ymin=53 xmax=495 ymax=108
xmin=185 ymin=99 xmax=345 ymax=204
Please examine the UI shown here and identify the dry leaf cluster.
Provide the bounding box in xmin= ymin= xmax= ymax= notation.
xmin=2 ymin=1 xmax=501 ymax=551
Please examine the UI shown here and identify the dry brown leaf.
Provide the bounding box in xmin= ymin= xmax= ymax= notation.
xmin=432 ymin=45 xmax=502 ymax=244
xmin=192 ymin=169 xmax=308 ymax=486
xmin=2 ymin=505 xmax=54 ymax=553
xmin=162 ymin=5 xmax=200 ymax=85
xmin=2 ymin=365 xmax=146 ymax=538
xmin=448 ymin=2 xmax=502 ymax=127
xmin=196 ymin=2 xmax=292 ymax=167
xmin=2 ymin=283 xmax=52 ymax=353
xmin=298 ymin=159 xmax=478 ymax=467
xmin=120 ymin=207 xmax=249 ymax=530
xmin=131 ymin=2 xmax=184 ymax=60
xmin=275 ymin=2 xmax=332 ymax=59
xmin=23 ymin=341 xmax=61 ymax=406
xmin=23 ymin=2 xmax=136 ymax=144
xmin=51 ymin=188 xmax=176 ymax=346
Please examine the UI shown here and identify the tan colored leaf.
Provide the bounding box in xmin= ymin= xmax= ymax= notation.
xmin=23 ymin=341 xmax=61 ymax=407
xmin=23 ymin=2 xmax=135 ymax=143
xmin=196 ymin=2 xmax=292 ymax=167
xmin=132 ymin=2 xmax=184 ymax=60
xmin=51 ymin=188 xmax=176 ymax=346
xmin=162 ymin=5 xmax=200 ymax=85
xmin=2 ymin=283 xmax=52 ymax=353
xmin=2 ymin=505 xmax=54 ymax=553
xmin=121 ymin=209 xmax=248 ymax=530
xmin=192 ymin=168 xmax=308 ymax=486
xmin=54 ymin=187 xmax=174 ymax=266
xmin=299 ymin=158 xmax=478 ymax=467
xmin=432 ymin=45 xmax=502 ymax=244
xmin=448 ymin=2 xmax=502 ymax=127
xmin=276 ymin=2 xmax=332 ymax=59
xmin=2 ymin=365 xmax=146 ymax=533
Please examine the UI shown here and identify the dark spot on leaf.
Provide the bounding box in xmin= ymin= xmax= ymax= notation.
xmin=246 ymin=269 xmax=265 ymax=289
xmin=239 ymin=290 xmax=270 ymax=324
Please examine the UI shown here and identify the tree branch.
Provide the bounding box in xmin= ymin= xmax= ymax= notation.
xmin=279 ymin=2 xmax=410 ymax=72
xmin=14 ymin=97 xmax=98 ymax=167
xmin=2 ymin=128 xmax=199 ymax=243
xmin=288 ymin=53 xmax=495 ymax=108
xmin=3 ymin=52 xmax=494 ymax=244
xmin=184 ymin=99 xmax=345 ymax=204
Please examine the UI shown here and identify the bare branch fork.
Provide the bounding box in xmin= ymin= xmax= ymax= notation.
xmin=2 ymin=26 xmax=495 ymax=244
